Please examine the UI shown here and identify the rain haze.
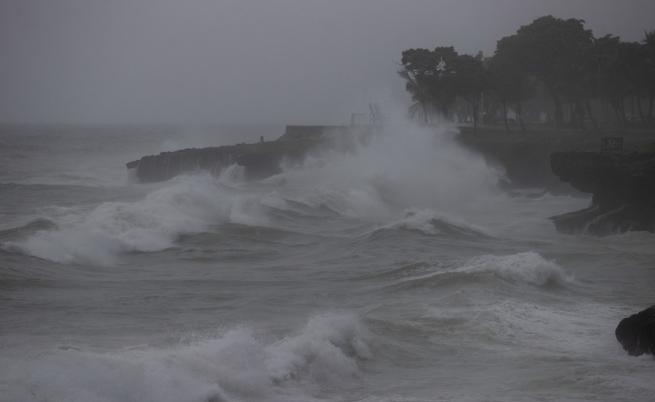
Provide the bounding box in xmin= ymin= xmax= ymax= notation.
xmin=1 ymin=0 xmax=655 ymax=124
xmin=2 ymin=2 xmax=655 ymax=402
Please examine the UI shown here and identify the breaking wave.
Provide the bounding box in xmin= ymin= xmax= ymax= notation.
xmin=3 ymin=119 xmax=510 ymax=266
xmin=393 ymin=251 xmax=572 ymax=289
xmin=270 ymin=119 xmax=505 ymax=222
xmin=2 ymin=174 xmax=270 ymax=265
xmin=374 ymin=208 xmax=491 ymax=238
xmin=459 ymin=251 xmax=573 ymax=286
xmin=4 ymin=313 xmax=370 ymax=402
xmin=0 ymin=218 xmax=58 ymax=242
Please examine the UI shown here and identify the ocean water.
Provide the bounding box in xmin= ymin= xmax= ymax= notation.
xmin=0 ymin=122 xmax=653 ymax=402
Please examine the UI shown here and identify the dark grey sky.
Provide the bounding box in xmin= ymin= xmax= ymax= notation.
xmin=1 ymin=0 xmax=654 ymax=125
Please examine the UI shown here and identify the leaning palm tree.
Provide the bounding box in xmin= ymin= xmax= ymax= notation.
xmin=398 ymin=68 xmax=432 ymax=124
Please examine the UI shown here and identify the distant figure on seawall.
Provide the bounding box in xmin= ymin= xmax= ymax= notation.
xmin=615 ymin=306 xmax=655 ymax=356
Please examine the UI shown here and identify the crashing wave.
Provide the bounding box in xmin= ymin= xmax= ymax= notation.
xmin=4 ymin=313 xmax=370 ymax=402
xmin=373 ymin=209 xmax=491 ymax=238
xmin=0 ymin=218 xmax=58 ymax=242
xmin=458 ymin=251 xmax=573 ymax=287
xmin=392 ymin=251 xmax=572 ymax=289
xmin=3 ymin=174 xmax=270 ymax=265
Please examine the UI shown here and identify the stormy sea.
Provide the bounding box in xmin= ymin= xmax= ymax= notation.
xmin=1 ymin=121 xmax=653 ymax=402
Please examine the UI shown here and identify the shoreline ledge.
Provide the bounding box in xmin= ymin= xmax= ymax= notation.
xmin=126 ymin=125 xmax=602 ymax=187
xmin=126 ymin=125 xmax=655 ymax=236
xmin=126 ymin=139 xmax=318 ymax=182
xmin=550 ymin=151 xmax=655 ymax=235
xmin=125 ymin=125 xmax=377 ymax=182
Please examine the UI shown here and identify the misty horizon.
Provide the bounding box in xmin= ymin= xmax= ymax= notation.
xmin=2 ymin=0 xmax=655 ymax=125
xmin=2 ymin=2 xmax=655 ymax=401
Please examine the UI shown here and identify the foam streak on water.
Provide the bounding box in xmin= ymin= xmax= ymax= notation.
xmin=1 ymin=121 xmax=654 ymax=402
xmin=3 ymin=313 xmax=369 ymax=402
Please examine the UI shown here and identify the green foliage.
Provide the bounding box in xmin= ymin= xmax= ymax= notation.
xmin=494 ymin=16 xmax=594 ymax=127
xmin=398 ymin=47 xmax=487 ymax=127
xmin=399 ymin=47 xmax=460 ymax=121
xmin=487 ymin=45 xmax=534 ymax=104
xmin=399 ymin=14 xmax=655 ymax=129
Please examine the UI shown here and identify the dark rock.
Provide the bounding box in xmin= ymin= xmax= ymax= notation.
xmin=549 ymin=151 xmax=655 ymax=235
xmin=616 ymin=306 xmax=655 ymax=356
xmin=455 ymin=128 xmax=599 ymax=192
xmin=125 ymin=125 xmax=377 ymax=183
xmin=126 ymin=139 xmax=321 ymax=183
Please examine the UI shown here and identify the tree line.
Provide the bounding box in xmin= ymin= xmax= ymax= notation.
xmin=399 ymin=15 xmax=655 ymax=131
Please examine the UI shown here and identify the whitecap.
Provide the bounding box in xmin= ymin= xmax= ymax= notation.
xmin=3 ymin=313 xmax=370 ymax=402
xmin=4 ymin=174 xmax=270 ymax=265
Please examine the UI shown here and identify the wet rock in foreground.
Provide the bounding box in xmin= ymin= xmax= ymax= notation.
xmin=616 ymin=306 xmax=655 ymax=356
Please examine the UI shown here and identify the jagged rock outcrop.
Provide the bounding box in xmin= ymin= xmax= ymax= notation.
xmin=549 ymin=151 xmax=655 ymax=235
xmin=615 ymin=306 xmax=655 ymax=356
xmin=126 ymin=139 xmax=320 ymax=183
xmin=126 ymin=125 xmax=377 ymax=183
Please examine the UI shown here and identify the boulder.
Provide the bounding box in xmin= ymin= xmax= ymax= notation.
xmin=615 ymin=306 xmax=655 ymax=356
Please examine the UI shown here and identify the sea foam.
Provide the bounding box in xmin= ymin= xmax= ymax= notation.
xmin=273 ymin=117 xmax=504 ymax=222
xmin=381 ymin=208 xmax=490 ymax=237
xmin=458 ymin=251 xmax=572 ymax=287
xmin=3 ymin=173 xmax=268 ymax=265
xmin=394 ymin=251 xmax=572 ymax=290
xmin=4 ymin=313 xmax=370 ymax=402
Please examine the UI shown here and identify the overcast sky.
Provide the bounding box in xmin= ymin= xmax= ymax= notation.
xmin=1 ymin=0 xmax=654 ymax=125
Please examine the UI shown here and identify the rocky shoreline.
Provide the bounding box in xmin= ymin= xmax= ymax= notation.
xmin=126 ymin=125 xmax=595 ymax=187
xmin=126 ymin=125 xmax=375 ymax=182
xmin=549 ymin=151 xmax=655 ymax=235
xmin=126 ymin=139 xmax=317 ymax=182
xmin=126 ymin=126 xmax=655 ymax=235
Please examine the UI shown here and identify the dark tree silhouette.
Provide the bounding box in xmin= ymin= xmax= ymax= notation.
xmin=495 ymin=16 xmax=594 ymax=128
xmin=487 ymin=49 xmax=534 ymax=132
xmin=399 ymin=15 xmax=655 ymax=130
xmin=399 ymin=47 xmax=459 ymax=122
xmin=643 ymin=31 xmax=655 ymax=121
xmin=453 ymin=53 xmax=487 ymax=131
xmin=398 ymin=48 xmax=436 ymax=123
